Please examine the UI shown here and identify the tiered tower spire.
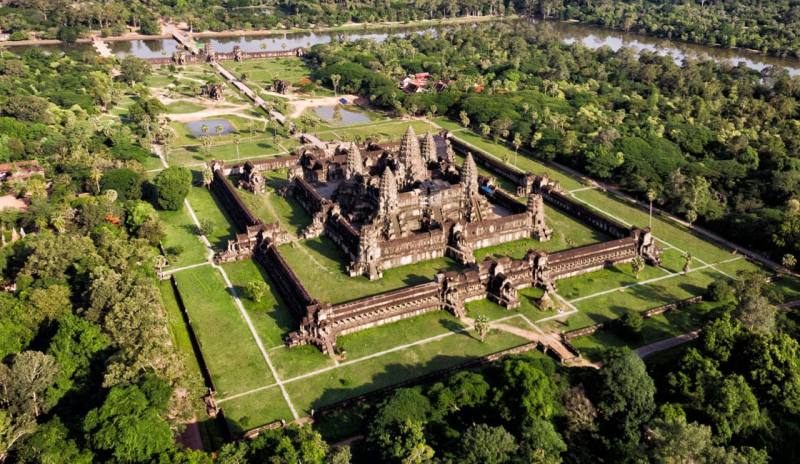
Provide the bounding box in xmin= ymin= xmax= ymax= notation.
xmin=344 ymin=146 xmax=363 ymax=181
xmin=397 ymin=126 xmax=427 ymax=187
xmin=420 ymin=131 xmax=437 ymax=164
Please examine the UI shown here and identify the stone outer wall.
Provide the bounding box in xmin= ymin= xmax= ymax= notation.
xmin=221 ymin=155 xmax=300 ymax=176
xmin=253 ymin=243 xmax=316 ymax=320
xmin=449 ymin=137 xmax=529 ymax=186
xmin=146 ymin=48 xmax=305 ymax=65
xmin=288 ymin=234 xmax=658 ymax=352
xmin=211 ymin=168 xmax=262 ymax=231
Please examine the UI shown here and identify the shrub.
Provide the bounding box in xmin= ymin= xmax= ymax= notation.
xmin=707 ymin=278 xmax=733 ymax=302
xmin=245 ymin=281 xmax=268 ymax=302
xmin=9 ymin=31 xmax=28 ymax=41
xmin=101 ymin=168 xmax=143 ymax=201
xmin=619 ymin=310 xmax=643 ymax=341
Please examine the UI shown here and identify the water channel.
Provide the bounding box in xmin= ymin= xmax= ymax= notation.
xmin=3 ymin=20 xmax=799 ymax=76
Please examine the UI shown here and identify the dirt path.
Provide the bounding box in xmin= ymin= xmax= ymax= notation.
xmin=635 ymin=330 xmax=701 ymax=358
xmin=288 ymin=95 xmax=359 ymax=118
xmin=167 ymin=105 xmax=254 ymax=122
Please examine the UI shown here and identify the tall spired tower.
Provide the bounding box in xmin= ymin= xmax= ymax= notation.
xmin=344 ymin=146 xmax=363 ymax=181
xmin=377 ymin=167 xmax=399 ymax=238
xmin=420 ymin=131 xmax=437 ymax=164
xmin=460 ymin=153 xmax=487 ymax=222
xmin=396 ymin=126 xmax=427 ymax=188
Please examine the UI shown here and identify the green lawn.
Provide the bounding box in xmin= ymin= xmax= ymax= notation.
xmin=165 ymin=100 xmax=206 ymax=114
xmin=569 ymin=300 xmax=719 ymax=361
xmin=284 ymin=327 xmax=528 ymax=415
xmin=167 ymin=136 xmax=291 ymax=167
xmin=172 ymin=266 xmax=274 ymax=398
xmin=159 ymin=279 xmax=204 ymax=386
xmin=450 ymin=130 xmax=584 ymax=191
xmin=316 ymin=119 xmax=438 ymax=143
xmin=571 ymin=189 xmax=734 ymax=263
xmin=234 ymin=170 xmax=312 ymax=236
xmin=466 ymin=287 xmax=555 ymax=324
xmin=222 ymin=386 xmax=293 ymax=435
xmin=278 ymin=236 xmax=461 ymax=304
xmin=157 ymin=204 xmax=208 ymax=269
xmin=226 ymin=57 xmax=313 ymax=87
xmin=474 ymin=205 xmax=610 ymax=261
xmin=221 ymin=259 xmax=296 ymax=347
xmin=186 ymin=182 xmax=237 ymax=251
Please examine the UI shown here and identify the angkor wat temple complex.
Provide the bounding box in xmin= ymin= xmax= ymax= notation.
xmin=289 ymin=126 xmax=552 ymax=280
xmin=207 ymin=127 xmax=662 ymax=355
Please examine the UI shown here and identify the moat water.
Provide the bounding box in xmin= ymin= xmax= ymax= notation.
xmin=4 ymin=20 xmax=799 ymax=76
xmin=313 ymin=105 xmax=372 ymax=125
xmin=185 ymin=119 xmax=235 ymax=137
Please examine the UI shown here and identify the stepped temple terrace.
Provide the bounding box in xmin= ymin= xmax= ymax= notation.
xmin=206 ymin=126 xmax=662 ymax=355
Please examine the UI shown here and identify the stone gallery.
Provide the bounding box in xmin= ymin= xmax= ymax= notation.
xmin=207 ymin=127 xmax=662 ymax=355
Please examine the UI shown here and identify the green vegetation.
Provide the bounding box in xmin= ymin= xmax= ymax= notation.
xmin=279 ymin=237 xmax=459 ymax=303
xmin=310 ymin=20 xmax=800 ymax=269
xmin=153 ymin=166 xmax=192 ymax=211
xmin=173 ymin=266 xmax=274 ymax=398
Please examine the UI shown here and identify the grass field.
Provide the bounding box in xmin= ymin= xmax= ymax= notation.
xmin=157 ymin=204 xmax=209 ymax=269
xmin=166 ymin=135 xmax=292 ymax=167
xmin=186 ymin=182 xmax=237 ymax=250
xmin=158 ymin=113 xmax=800 ymax=433
xmin=316 ymin=119 xmax=439 ymax=143
xmin=172 ymin=266 xmax=274 ymax=399
xmin=224 ymin=57 xmax=333 ymax=97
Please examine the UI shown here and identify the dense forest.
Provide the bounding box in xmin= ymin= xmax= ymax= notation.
xmin=5 ymin=1 xmax=800 ymax=58
xmin=0 ymin=0 xmax=510 ymax=40
xmin=551 ymin=0 xmax=800 ymax=58
xmin=1 ymin=3 xmax=800 ymax=463
xmin=308 ymin=21 xmax=800 ymax=267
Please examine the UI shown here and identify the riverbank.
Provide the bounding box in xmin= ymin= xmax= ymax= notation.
xmin=0 ymin=14 xmax=513 ymax=48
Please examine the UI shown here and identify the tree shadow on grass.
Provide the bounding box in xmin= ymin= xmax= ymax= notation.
xmin=438 ymin=317 xmax=470 ymax=338
xmin=308 ymin=354 xmax=476 ymax=413
xmin=304 ymin=237 xmax=348 ymax=273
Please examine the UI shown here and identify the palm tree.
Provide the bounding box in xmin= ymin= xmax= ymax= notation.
xmin=682 ymin=253 xmax=693 ymax=274
xmin=646 ymin=189 xmax=657 ymax=229
xmin=89 ymin=166 xmax=102 ymax=194
xmin=474 ymin=315 xmax=490 ymax=342
xmin=233 ymin=134 xmax=241 ymax=161
xmin=215 ymin=124 xmax=224 ymax=146
xmin=480 ymin=123 xmax=491 ymax=139
xmin=330 ymin=73 xmax=341 ymax=96
xmin=201 ymin=135 xmax=212 ymax=158
xmin=631 ymin=256 xmax=645 ymax=279
xmin=459 ymin=110 xmax=470 ymax=128
xmin=512 ymin=132 xmax=522 ymax=167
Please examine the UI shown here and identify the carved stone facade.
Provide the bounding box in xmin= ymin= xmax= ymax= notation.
xmin=238 ymin=161 xmax=266 ymax=194
xmin=201 ymin=83 xmax=224 ymax=100
xmin=287 ymin=129 xmax=547 ymax=281
xmin=272 ymin=79 xmax=292 ymax=95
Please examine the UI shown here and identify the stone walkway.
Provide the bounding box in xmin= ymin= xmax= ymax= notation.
xmin=635 ymin=330 xmax=701 ymax=358
xmin=91 ymin=37 xmax=113 ymax=58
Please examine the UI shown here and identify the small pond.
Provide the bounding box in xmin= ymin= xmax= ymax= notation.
xmin=313 ymin=105 xmax=371 ymax=125
xmin=185 ymin=119 xmax=236 ymax=137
